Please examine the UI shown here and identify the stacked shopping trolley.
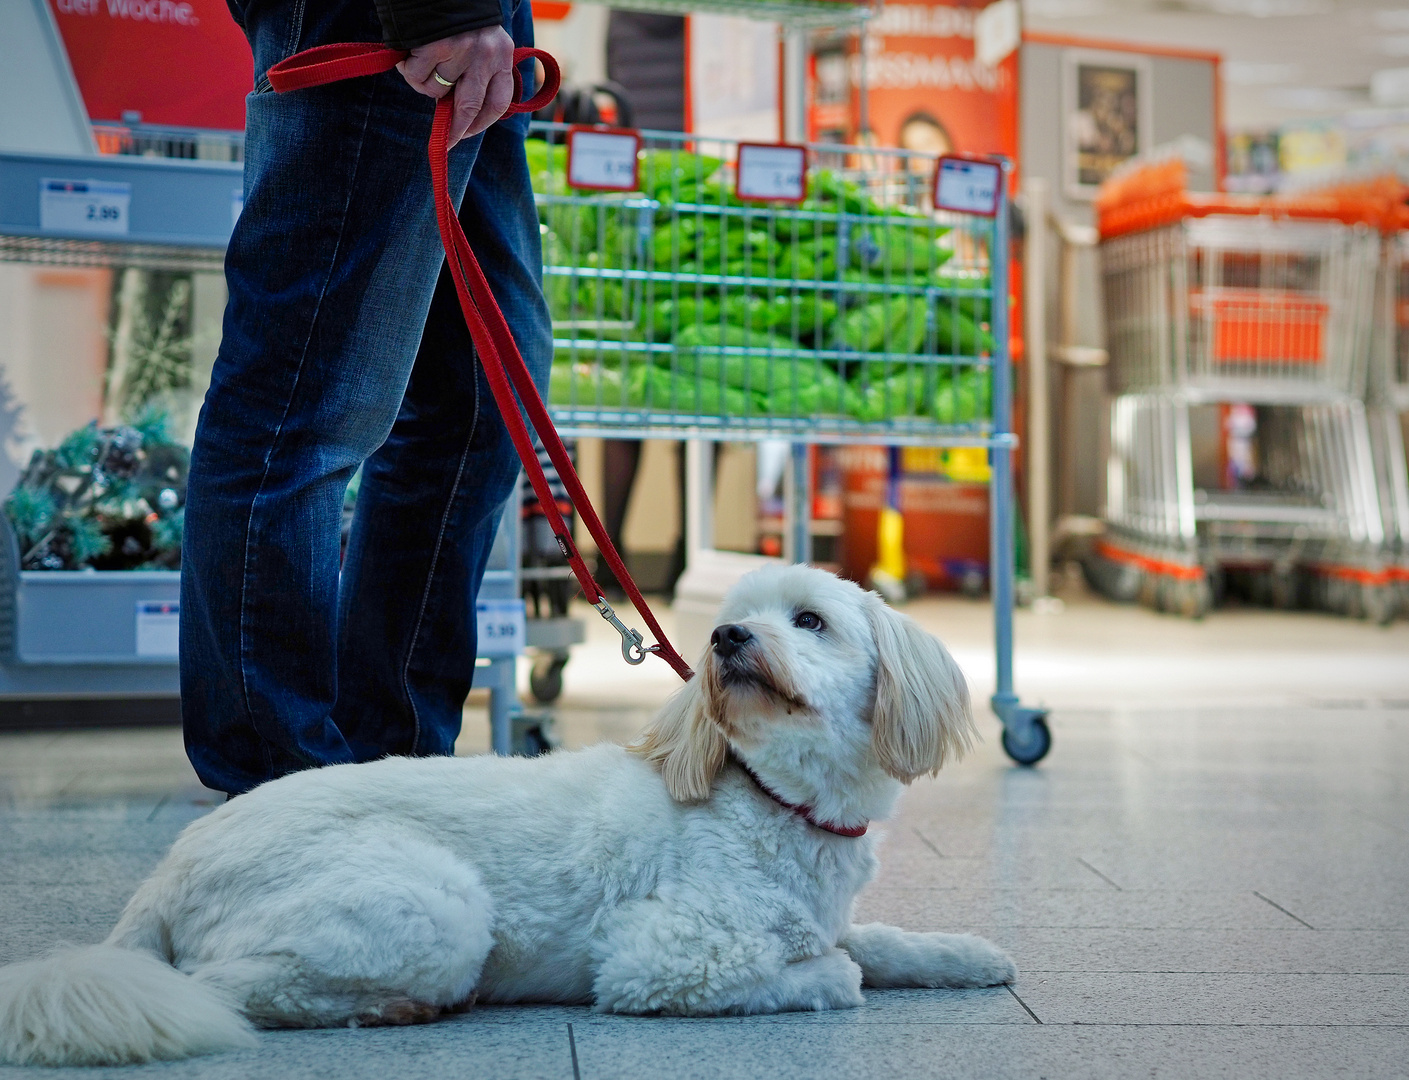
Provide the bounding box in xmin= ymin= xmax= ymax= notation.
xmin=1088 ymin=160 xmax=1403 ymax=622
xmin=1371 ymin=201 xmax=1409 ymax=614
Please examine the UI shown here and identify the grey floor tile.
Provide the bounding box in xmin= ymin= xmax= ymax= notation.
xmin=1017 ymin=972 xmax=1409 ymax=1025
xmin=1251 ymin=887 xmax=1409 ymax=931
xmin=982 ymin=927 xmax=1409 ymax=974
xmin=0 ymin=1013 xmax=575 ymax=1080
xmin=573 ymin=1023 xmax=1409 ymax=1080
xmin=853 ymin=887 xmax=1307 ymax=931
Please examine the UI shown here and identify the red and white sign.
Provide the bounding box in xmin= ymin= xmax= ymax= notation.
xmin=933 ymin=155 xmax=1002 ymax=216
xmin=48 ymin=0 xmax=251 ymax=130
xmin=735 ymin=143 xmax=807 ymax=204
xmin=566 ymin=127 xmax=641 ymax=192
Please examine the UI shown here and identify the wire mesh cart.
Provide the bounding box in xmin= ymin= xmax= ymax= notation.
xmin=529 ymin=124 xmax=1051 ymax=764
xmin=1088 ymin=160 xmax=1395 ymax=622
xmin=1370 ymin=216 xmax=1409 ymax=612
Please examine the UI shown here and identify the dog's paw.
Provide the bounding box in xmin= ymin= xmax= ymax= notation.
xmin=786 ymin=949 xmax=864 ymax=1011
xmin=939 ymin=934 xmax=1017 ymax=988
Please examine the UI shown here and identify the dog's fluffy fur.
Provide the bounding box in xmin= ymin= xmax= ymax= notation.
xmin=0 ymin=564 xmax=1016 ymax=1066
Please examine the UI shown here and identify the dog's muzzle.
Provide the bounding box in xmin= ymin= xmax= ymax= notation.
xmin=711 ymin=623 xmax=752 ymax=660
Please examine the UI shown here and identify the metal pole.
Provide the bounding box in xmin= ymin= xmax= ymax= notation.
xmin=783 ymin=443 xmax=812 ymax=563
xmin=990 ymin=162 xmax=1017 ymax=710
xmin=1023 ymin=177 xmax=1051 ymax=600
xmin=782 ymin=27 xmax=808 ymax=143
xmin=684 ymin=438 xmax=713 ymax=567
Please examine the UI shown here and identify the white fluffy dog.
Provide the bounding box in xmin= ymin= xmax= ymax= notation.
xmin=0 ymin=564 xmax=1015 ymax=1066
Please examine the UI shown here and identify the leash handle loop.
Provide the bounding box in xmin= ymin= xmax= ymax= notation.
xmin=268 ymin=43 xmax=560 ymax=117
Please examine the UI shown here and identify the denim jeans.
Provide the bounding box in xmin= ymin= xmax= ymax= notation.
xmin=183 ymin=0 xmax=550 ymax=795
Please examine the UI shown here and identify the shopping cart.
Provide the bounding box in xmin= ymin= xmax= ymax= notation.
xmin=527 ymin=125 xmax=1051 ymax=764
xmin=1090 ymin=160 xmax=1396 ymax=621
xmin=1370 ymin=212 xmax=1409 ymax=611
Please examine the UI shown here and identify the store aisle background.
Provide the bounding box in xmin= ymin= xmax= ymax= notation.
xmin=1 ymin=575 xmax=1407 ymax=1077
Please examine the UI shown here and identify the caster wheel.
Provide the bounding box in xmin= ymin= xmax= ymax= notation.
xmin=1362 ymin=583 xmax=1397 ymax=626
xmin=1001 ymin=716 xmax=1052 ymax=766
xmin=529 ymin=656 xmax=566 ymax=704
xmin=1138 ymin=572 xmax=1159 ymax=611
xmin=511 ymin=714 xmax=559 ymax=757
xmin=1175 ymin=578 xmax=1210 ymax=619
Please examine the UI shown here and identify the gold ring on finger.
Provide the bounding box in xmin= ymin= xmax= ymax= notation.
xmin=432 ymin=70 xmax=456 ymax=88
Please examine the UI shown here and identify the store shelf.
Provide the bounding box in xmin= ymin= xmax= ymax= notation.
xmin=0 ymin=150 xmax=240 ymax=254
xmin=574 ymin=0 xmax=871 ymax=26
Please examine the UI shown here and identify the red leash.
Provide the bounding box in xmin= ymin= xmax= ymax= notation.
xmin=268 ymin=43 xmax=695 ymax=682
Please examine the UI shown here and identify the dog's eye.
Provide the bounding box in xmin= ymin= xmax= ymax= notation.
xmin=793 ymin=611 xmax=825 ymax=632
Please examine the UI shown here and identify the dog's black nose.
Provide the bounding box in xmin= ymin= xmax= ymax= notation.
xmin=711 ymin=623 xmax=752 ymax=658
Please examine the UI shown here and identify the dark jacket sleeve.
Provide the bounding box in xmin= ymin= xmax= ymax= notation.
xmin=376 ymin=0 xmax=503 ymax=50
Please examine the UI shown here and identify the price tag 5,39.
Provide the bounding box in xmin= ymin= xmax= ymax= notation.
xmin=40 ymin=178 xmax=132 ymax=237
xmin=566 ymin=128 xmax=641 ymax=192
xmin=476 ymin=598 xmax=527 ymax=658
xmin=735 ymin=143 xmax=807 ymax=203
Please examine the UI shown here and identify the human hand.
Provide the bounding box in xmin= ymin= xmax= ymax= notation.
xmin=398 ymin=25 xmax=516 ymax=147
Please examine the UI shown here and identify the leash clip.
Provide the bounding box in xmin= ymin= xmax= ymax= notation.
xmin=594 ymin=597 xmax=648 ymax=665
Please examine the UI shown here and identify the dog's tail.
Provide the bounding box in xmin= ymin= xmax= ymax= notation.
xmin=0 ymin=941 xmax=257 ymax=1066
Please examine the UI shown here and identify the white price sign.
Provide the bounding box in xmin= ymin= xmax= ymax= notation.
xmin=476 ymin=598 xmax=526 ymax=657
xmin=40 ymin=178 xmax=131 ymax=237
xmin=566 ymin=128 xmax=640 ymax=191
xmin=135 ymin=600 xmax=179 ymax=659
xmin=736 ymin=143 xmax=807 ymax=203
xmin=933 ymin=157 xmax=1002 ymax=217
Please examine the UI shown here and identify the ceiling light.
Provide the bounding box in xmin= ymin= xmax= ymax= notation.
xmin=1195 ymin=0 xmax=1331 ymax=15
xmin=1021 ymin=0 xmax=1119 ymax=15
xmin=1264 ymin=86 xmax=1360 ymax=109
xmin=1224 ymin=61 xmax=1303 ymax=85
xmin=1372 ymin=8 xmax=1409 ymax=31
xmin=1373 ymin=66 xmax=1409 ymax=104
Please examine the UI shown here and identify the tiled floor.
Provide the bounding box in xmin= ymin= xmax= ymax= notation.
xmin=2 ymin=581 xmax=1407 ymax=1078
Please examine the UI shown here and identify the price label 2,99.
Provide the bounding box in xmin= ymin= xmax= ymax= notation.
xmin=566 ymin=128 xmax=641 ymax=192
xmin=735 ymin=143 xmax=807 ymax=203
xmin=476 ymin=598 xmax=527 ymax=658
xmin=39 ymin=178 xmax=132 ymax=237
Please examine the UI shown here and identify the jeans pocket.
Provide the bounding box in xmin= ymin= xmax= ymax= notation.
xmin=251 ymin=0 xmax=309 ymax=94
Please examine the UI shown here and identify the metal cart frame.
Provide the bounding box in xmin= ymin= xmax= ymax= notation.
xmin=533 ymin=125 xmax=1050 ymax=764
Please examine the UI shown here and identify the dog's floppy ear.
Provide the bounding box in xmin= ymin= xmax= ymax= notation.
xmin=628 ymin=670 xmax=727 ymax=802
xmin=865 ymin=596 xmax=975 ymax=781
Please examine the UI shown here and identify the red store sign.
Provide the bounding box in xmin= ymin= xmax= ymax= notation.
xmin=49 ymin=0 xmax=251 ymax=131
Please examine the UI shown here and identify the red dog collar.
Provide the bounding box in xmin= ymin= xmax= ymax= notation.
xmin=733 ymin=756 xmax=868 ymax=838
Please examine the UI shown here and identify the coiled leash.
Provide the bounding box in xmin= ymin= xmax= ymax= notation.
xmin=268 ymin=43 xmax=695 ymax=682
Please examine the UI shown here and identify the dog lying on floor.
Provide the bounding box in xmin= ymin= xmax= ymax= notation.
xmin=0 ymin=563 xmax=1016 ymax=1066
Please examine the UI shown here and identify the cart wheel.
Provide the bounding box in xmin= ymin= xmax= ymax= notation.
xmin=1176 ymin=577 xmax=1211 ymax=620
xmin=529 ymin=655 xmax=567 ymax=704
xmin=1138 ymin=571 xmax=1159 ymax=611
xmin=1362 ymin=583 xmax=1397 ymax=626
xmin=1002 ymin=716 xmax=1051 ymax=767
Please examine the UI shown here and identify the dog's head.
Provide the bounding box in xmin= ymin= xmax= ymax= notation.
xmin=631 ymin=564 xmax=975 ymax=810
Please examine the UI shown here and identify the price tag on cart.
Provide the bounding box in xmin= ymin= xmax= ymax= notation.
xmin=566 ymin=127 xmax=641 ymax=191
xmin=39 ymin=178 xmax=131 ymax=237
xmin=735 ymin=143 xmax=807 ymax=203
xmin=933 ymin=156 xmax=1002 ymax=217
xmin=476 ymin=598 xmax=527 ymax=657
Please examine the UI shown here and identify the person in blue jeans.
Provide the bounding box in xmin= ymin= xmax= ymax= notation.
xmin=182 ymin=0 xmax=551 ymax=796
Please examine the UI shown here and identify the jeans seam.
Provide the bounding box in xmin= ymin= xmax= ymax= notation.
xmin=236 ymin=77 xmax=376 ymax=757
xmin=403 ymin=364 xmax=482 ymax=755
